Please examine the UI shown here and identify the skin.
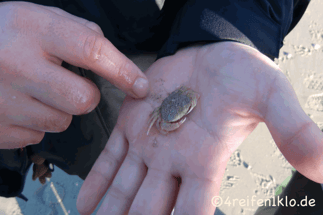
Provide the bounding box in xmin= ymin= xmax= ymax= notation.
xmin=77 ymin=42 xmax=323 ymax=215
xmin=1 ymin=2 xmax=321 ymax=214
xmin=147 ymin=86 xmax=200 ymax=135
xmin=0 ymin=2 xmax=148 ymax=149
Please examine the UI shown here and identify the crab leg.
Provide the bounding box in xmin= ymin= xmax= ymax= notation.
xmin=147 ymin=108 xmax=160 ymax=135
xmin=155 ymin=117 xmax=164 ymax=133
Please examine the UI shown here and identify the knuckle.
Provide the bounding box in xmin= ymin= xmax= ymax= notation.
xmin=83 ymin=34 xmax=104 ymax=64
xmin=72 ymin=102 xmax=91 ymax=115
xmin=42 ymin=113 xmax=73 ymax=132
xmin=26 ymin=131 xmax=45 ymax=145
xmin=52 ymin=114 xmax=73 ymax=132
xmin=72 ymin=82 xmax=100 ymax=115
xmin=59 ymin=114 xmax=73 ymax=131
xmin=85 ymin=21 xmax=103 ymax=35
xmin=7 ymin=3 xmax=43 ymax=34
xmin=93 ymin=147 xmax=120 ymax=179
xmin=34 ymin=131 xmax=45 ymax=143
xmin=117 ymin=62 xmax=127 ymax=78
xmin=102 ymin=147 xmax=119 ymax=167
xmin=44 ymin=6 xmax=63 ymax=14
xmin=109 ymin=185 xmax=132 ymax=202
xmin=116 ymin=62 xmax=133 ymax=86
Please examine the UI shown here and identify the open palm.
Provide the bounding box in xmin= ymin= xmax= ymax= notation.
xmin=77 ymin=42 xmax=323 ymax=215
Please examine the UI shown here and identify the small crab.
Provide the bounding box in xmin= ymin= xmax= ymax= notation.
xmin=147 ymin=86 xmax=200 ymax=135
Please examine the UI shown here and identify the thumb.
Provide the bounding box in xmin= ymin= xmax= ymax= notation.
xmin=263 ymin=72 xmax=323 ymax=183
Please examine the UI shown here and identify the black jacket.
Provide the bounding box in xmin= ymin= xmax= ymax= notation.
xmin=0 ymin=0 xmax=311 ymax=202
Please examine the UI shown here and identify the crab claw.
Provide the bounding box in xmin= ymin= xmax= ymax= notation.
xmin=186 ymin=90 xmax=200 ymax=115
xmin=158 ymin=117 xmax=187 ymax=134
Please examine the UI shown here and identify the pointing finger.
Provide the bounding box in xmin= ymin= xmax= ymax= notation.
xmin=32 ymin=5 xmax=148 ymax=98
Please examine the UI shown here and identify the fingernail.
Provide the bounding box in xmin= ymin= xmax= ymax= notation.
xmin=133 ymin=77 xmax=149 ymax=97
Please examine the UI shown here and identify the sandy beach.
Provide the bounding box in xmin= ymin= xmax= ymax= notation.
xmin=1 ymin=0 xmax=322 ymax=214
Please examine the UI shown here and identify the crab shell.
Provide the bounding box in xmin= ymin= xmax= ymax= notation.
xmin=147 ymin=86 xmax=200 ymax=135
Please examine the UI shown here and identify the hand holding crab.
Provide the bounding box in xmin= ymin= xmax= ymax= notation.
xmin=77 ymin=42 xmax=323 ymax=215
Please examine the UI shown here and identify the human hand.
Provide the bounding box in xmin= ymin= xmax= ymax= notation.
xmin=0 ymin=2 xmax=148 ymax=149
xmin=77 ymin=41 xmax=323 ymax=214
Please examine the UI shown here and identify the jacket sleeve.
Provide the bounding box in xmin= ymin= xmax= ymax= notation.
xmin=0 ymin=148 xmax=32 ymax=201
xmin=157 ymin=0 xmax=311 ymax=61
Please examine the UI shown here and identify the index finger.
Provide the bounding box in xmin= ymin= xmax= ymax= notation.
xmin=39 ymin=10 xmax=149 ymax=98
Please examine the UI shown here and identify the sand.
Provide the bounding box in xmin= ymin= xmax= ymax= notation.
xmin=0 ymin=0 xmax=322 ymax=214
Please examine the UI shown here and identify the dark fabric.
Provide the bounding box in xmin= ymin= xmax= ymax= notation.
xmin=255 ymin=171 xmax=323 ymax=215
xmin=0 ymin=0 xmax=311 ymax=205
xmin=157 ymin=0 xmax=310 ymax=60
xmin=0 ymin=0 xmax=310 ymax=59
xmin=0 ymin=147 xmax=32 ymax=198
